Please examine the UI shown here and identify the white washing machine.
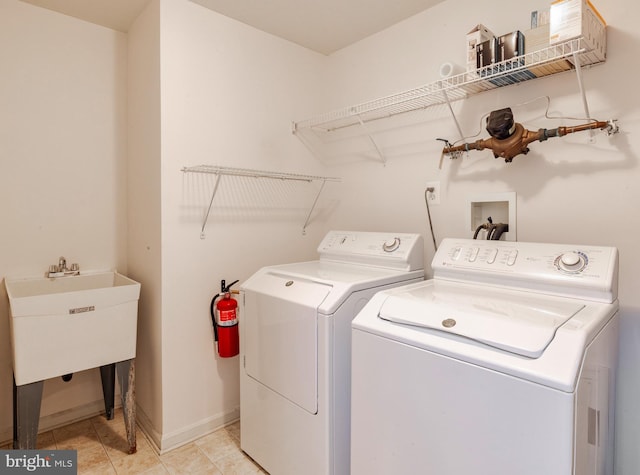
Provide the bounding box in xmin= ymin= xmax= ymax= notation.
xmin=351 ymin=238 xmax=619 ymax=475
xmin=240 ymin=230 xmax=424 ymax=475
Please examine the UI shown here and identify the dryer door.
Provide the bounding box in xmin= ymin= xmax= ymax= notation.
xmin=243 ymin=271 xmax=331 ymax=414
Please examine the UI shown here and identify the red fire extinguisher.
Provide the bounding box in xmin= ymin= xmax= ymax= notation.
xmin=210 ymin=279 xmax=240 ymax=358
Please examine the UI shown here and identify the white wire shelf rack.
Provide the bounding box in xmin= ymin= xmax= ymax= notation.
xmin=292 ymin=37 xmax=604 ymax=135
xmin=181 ymin=165 xmax=341 ymax=237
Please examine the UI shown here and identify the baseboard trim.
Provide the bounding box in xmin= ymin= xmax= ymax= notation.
xmin=2 ymin=401 xmax=240 ymax=456
xmin=134 ymin=405 xmax=162 ymax=453
xmin=149 ymin=406 xmax=240 ymax=454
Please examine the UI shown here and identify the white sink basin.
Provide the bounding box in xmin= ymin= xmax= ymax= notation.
xmin=4 ymin=271 xmax=141 ymax=386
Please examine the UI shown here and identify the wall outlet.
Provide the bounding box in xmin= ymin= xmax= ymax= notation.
xmin=425 ymin=181 xmax=440 ymax=205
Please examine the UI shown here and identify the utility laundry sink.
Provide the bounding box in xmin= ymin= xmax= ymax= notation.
xmin=5 ymin=271 xmax=141 ymax=386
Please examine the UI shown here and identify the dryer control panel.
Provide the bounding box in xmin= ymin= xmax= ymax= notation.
xmin=433 ymin=238 xmax=618 ymax=303
xmin=318 ymin=231 xmax=424 ymax=271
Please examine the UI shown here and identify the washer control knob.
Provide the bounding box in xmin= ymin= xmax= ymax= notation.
xmin=383 ymin=237 xmax=401 ymax=252
xmin=561 ymin=252 xmax=581 ymax=267
xmin=555 ymin=251 xmax=587 ymax=273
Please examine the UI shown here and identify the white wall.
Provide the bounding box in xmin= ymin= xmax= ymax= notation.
xmin=127 ymin=0 xmax=164 ymax=446
xmin=0 ymin=0 xmax=330 ymax=452
xmin=145 ymin=0 xmax=331 ymax=450
xmin=3 ymin=0 xmax=639 ymax=471
xmin=319 ymin=0 xmax=640 ymax=473
xmin=0 ymin=0 xmax=128 ymax=441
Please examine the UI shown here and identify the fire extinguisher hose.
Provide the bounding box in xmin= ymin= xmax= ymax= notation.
xmin=210 ymin=293 xmax=221 ymax=342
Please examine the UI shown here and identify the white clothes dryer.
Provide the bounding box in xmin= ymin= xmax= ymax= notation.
xmin=351 ymin=238 xmax=619 ymax=475
xmin=240 ymin=231 xmax=424 ymax=475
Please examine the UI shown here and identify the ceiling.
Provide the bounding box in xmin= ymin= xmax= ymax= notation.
xmin=20 ymin=0 xmax=151 ymax=33
xmin=19 ymin=0 xmax=445 ymax=55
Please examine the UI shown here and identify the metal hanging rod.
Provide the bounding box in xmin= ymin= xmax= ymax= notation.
xmin=182 ymin=165 xmax=341 ymax=238
xmin=182 ymin=165 xmax=340 ymax=183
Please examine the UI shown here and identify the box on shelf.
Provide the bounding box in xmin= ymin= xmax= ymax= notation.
xmin=497 ymin=31 xmax=525 ymax=62
xmin=531 ymin=9 xmax=550 ymax=28
xmin=477 ymin=37 xmax=502 ymax=83
xmin=525 ymin=23 xmax=551 ymax=52
xmin=476 ymin=38 xmax=496 ymax=69
xmin=550 ymin=0 xmax=606 ymax=61
xmin=524 ymin=23 xmax=573 ymax=77
xmin=467 ymin=24 xmax=495 ymax=72
xmin=490 ymin=31 xmax=536 ymax=86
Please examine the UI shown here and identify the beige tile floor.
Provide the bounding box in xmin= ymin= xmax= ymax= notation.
xmin=1 ymin=410 xmax=266 ymax=474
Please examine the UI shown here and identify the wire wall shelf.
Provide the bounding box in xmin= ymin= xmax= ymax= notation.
xmin=292 ymin=38 xmax=605 ymax=138
xmin=182 ymin=165 xmax=341 ymax=237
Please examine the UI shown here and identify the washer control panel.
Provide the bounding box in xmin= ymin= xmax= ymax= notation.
xmin=317 ymin=231 xmax=424 ymax=271
xmin=433 ymin=238 xmax=618 ymax=302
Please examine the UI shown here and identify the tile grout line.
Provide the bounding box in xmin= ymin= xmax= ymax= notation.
xmin=89 ymin=416 xmax=118 ymax=474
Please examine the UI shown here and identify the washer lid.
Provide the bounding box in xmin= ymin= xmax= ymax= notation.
xmin=378 ymin=281 xmax=585 ymax=358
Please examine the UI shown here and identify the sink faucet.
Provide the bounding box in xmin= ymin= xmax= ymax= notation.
xmin=46 ymin=257 xmax=80 ymax=278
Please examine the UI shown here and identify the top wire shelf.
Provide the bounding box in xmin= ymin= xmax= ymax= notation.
xmin=181 ymin=165 xmax=340 ymax=183
xmin=292 ymin=38 xmax=604 ymax=134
